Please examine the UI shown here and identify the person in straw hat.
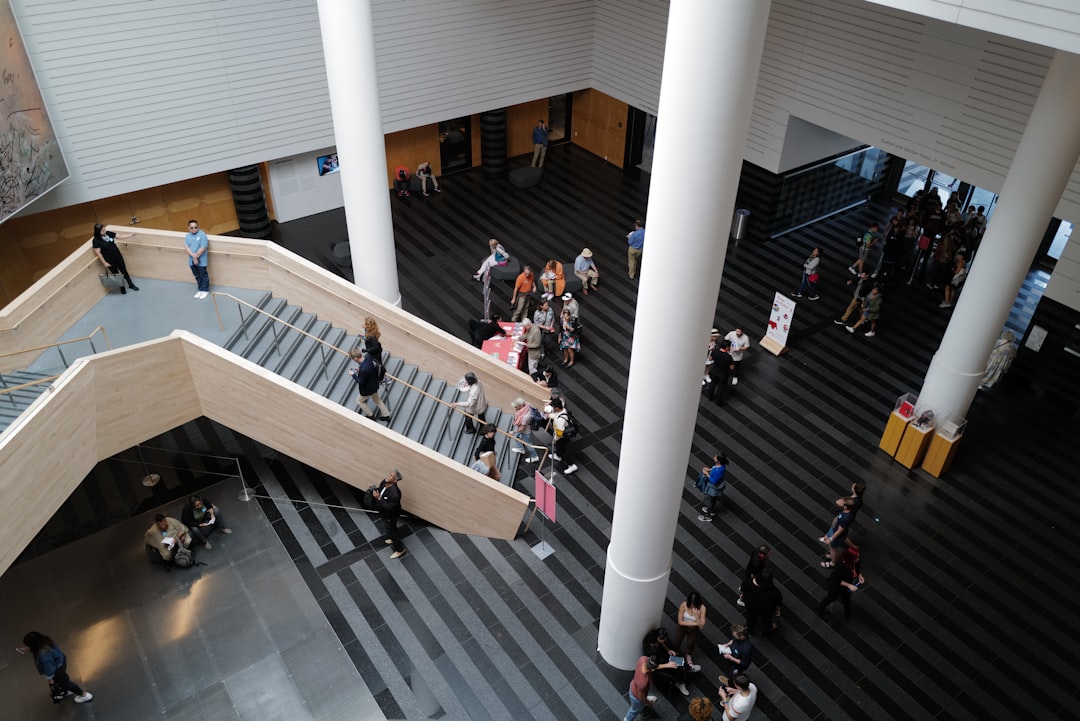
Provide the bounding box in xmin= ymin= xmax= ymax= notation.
xmin=573 ymin=247 xmax=599 ymax=295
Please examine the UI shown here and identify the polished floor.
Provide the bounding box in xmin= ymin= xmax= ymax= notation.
xmin=3 ymin=144 xmax=1079 ymax=720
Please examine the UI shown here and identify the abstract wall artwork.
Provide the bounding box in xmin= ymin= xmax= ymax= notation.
xmin=1 ymin=0 xmax=68 ymax=224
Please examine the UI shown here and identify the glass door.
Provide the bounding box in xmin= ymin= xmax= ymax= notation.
xmin=439 ymin=117 xmax=471 ymax=174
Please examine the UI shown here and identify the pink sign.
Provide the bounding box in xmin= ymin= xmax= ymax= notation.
xmin=534 ymin=470 xmax=556 ymax=523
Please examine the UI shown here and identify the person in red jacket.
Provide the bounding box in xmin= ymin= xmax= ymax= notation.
xmin=393 ymin=165 xmax=410 ymax=197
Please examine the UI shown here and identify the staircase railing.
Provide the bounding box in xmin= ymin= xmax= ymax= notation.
xmin=0 ymin=326 xmax=112 ymax=406
xmin=209 ymin=291 xmax=549 ymax=460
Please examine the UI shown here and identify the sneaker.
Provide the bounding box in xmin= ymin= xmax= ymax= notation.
xmin=646 ymin=695 xmax=658 ymax=704
xmin=864 ymin=331 xmax=876 ymax=337
xmin=221 ymin=528 xmax=232 ymax=534
xmin=197 ymin=291 xmax=209 ymax=299
xmin=807 ymin=295 xmax=820 ymax=300
xmin=833 ymin=319 xmax=845 ymax=325
xmin=848 ymin=266 xmax=857 ymax=275
xmin=397 ymin=191 xmax=404 ymax=197
xmin=701 ymin=379 xmax=707 ymax=386
xmin=384 ymin=538 xmax=395 ymax=545
xmin=939 ymin=302 xmax=952 ymax=308
xmin=790 ymin=292 xmax=802 ymax=298
xmin=378 ymin=415 xmax=392 ymax=422
xmin=563 ymin=464 xmax=578 ymax=475
xmin=120 ymin=286 xmax=127 ymax=294
xmin=703 ymin=375 xmax=710 ymax=383
xmin=129 ymin=284 xmax=140 ymax=291
xmin=689 ymin=664 xmax=702 ymax=673
xmin=423 ymin=192 xmax=430 ymax=197
xmin=74 ymin=692 xmax=93 ymax=703
xmin=870 ymin=272 xmax=878 ymax=278
xmin=473 ymin=274 xmax=482 ymax=282
xmin=845 ymin=326 xmax=854 ymax=334
xmin=511 ymin=447 xmax=524 ymax=454
xmin=731 ymin=377 xmax=739 ymax=386
xmin=526 ymin=456 xmax=539 ymax=463
xmin=203 ymin=542 xmax=212 ymax=550
xmin=194 ymin=291 xmax=203 ymax=298
xmin=736 ymin=597 xmax=746 ymax=607
xmin=434 ymin=187 xmax=442 ymax=193
xmin=404 ymin=191 xmax=411 ymax=197
xmin=550 ymin=454 xmax=562 ymax=461
xmin=697 ymin=514 xmax=714 ymax=522
xmin=390 ymin=549 xmax=407 ymax=559
xmin=674 ymin=682 xmax=689 ymax=696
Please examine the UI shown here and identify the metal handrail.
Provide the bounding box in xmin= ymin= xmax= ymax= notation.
xmin=208 ymin=291 xmax=550 ymax=459
xmin=0 ymin=326 xmax=111 ymax=364
xmin=0 ymin=375 xmax=62 ymax=408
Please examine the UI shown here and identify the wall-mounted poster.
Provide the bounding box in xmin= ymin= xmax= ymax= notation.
xmin=317 ymin=153 xmax=339 ymax=176
xmin=0 ymin=0 xmax=68 ymax=224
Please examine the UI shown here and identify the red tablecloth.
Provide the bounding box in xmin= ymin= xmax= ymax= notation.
xmin=482 ymin=322 xmax=527 ymax=371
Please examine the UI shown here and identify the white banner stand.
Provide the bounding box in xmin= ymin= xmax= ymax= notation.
xmin=761 ymin=291 xmax=795 ymax=356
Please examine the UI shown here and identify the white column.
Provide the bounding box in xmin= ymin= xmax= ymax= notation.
xmin=316 ymin=0 xmax=401 ymax=306
xmin=916 ymin=50 xmax=1080 ymax=423
xmin=597 ymin=0 xmax=772 ymax=669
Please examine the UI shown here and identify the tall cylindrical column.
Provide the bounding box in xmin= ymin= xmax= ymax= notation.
xmin=316 ymin=0 xmax=401 ymax=306
xmin=598 ymin=0 xmax=773 ymax=669
xmin=481 ymin=109 xmax=508 ymax=178
xmin=916 ymin=49 xmax=1080 ymax=422
xmin=228 ymin=166 xmax=272 ymax=239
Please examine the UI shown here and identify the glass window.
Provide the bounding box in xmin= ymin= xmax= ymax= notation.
xmin=1048 ymin=221 xmax=1072 ymax=260
xmin=438 ymin=117 xmax=471 ymax=174
xmin=898 ymin=160 xmax=930 ymax=197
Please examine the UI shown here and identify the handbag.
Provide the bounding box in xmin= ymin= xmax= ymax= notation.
xmin=99 ymin=270 xmax=125 ymax=288
xmin=808 ymin=273 xmax=820 ymax=283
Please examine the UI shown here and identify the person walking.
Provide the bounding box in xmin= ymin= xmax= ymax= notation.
xmin=696 ymin=452 xmax=728 ymax=522
xmin=626 ymin=219 xmax=645 ymax=279
xmin=817 ymin=544 xmax=864 ymax=620
xmin=833 ymin=272 xmax=870 ymax=326
xmin=530 ymin=119 xmax=550 ymax=168
xmin=547 ymin=398 xmax=577 ymax=475
xmin=90 ymin=223 xmax=139 ymax=294
xmin=624 ymin=655 xmax=677 ymax=721
xmin=184 ymin=219 xmax=210 ymax=299
xmin=455 ymin=372 xmax=488 ymax=434
xmin=510 ymin=265 xmax=537 ymax=321
xmin=845 ymin=285 xmax=883 ymax=337
xmin=510 ymin=397 xmax=539 ymax=463
xmin=348 ymin=340 xmax=391 ymax=422
xmin=791 ymin=247 xmax=821 ymax=300
xmin=373 ymin=468 xmax=407 ymax=559
xmin=19 ymin=632 xmax=93 ymax=704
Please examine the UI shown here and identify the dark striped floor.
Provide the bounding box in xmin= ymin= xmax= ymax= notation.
xmin=31 ymin=144 xmax=1080 ymax=720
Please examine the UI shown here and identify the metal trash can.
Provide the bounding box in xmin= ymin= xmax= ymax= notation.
xmin=730 ymin=209 xmax=751 ymax=240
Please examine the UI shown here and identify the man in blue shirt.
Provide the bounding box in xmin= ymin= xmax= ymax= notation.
xmin=184 ymin=219 xmax=210 ymax=299
xmin=530 ymin=119 xmax=550 ymax=168
xmin=573 ymin=247 xmax=599 ymax=295
xmin=626 ymin=219 xmax=645 ymax=279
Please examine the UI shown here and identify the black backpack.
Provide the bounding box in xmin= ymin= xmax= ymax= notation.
xmin=560 ymin=409 xmax=581 ymax=439
xmin=172 ymin=546 xmax=196 ymax=568
xmin=374 ymin=358 xmax=386 ymax=382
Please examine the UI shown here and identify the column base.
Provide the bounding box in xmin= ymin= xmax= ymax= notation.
xmin=597 ymin=553 xmax=671 ymax=670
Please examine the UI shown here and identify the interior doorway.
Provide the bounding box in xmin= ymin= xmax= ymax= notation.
xmin=439 ymin=117 xmax=472 ymax=174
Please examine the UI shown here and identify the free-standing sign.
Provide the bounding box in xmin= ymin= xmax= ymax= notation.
xmin=534 ymin=470 xmax=556 ymax=523
xmin=760 ymin=292 xmax=795 ymax=356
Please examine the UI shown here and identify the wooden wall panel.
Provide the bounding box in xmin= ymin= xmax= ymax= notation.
xmin=0 ymin=333 xmax=530 ymax=576
xmin=385 ymin=126 xmax=443 ymax=187
xmin=571 ymin=89 xmax=628 ymax=168
xmin=507 ymin=100 xmax=552 ymax=159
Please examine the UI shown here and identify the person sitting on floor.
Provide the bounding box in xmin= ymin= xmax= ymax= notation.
xmin=180 ymin=495 xmax=232 ymax=550
xmin=144 ymin=514 xmax=191 ymax=561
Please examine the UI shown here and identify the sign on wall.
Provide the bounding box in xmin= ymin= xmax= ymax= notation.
xmin=1 ymin=0 xmax=68 ymax=224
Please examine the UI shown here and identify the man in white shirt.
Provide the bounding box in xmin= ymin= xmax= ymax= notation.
xmin=724 ymin=328 xmax=750 ymax=385
xmin=718 ymin=674 xmax=758 ymax=720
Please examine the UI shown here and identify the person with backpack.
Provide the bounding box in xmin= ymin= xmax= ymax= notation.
xmin=348 ymin=339 xmax=391 ymax=422
xmin=373 ymin=468 xmax=406 ymax=559
xmin=546 ymin=398 xmax=578 ymax=475
xmin=696 ymin=452 xmax=728 ymax=522
xmin=19 ymin=632 xmax=93 ymax=704
xmin=143 ymin=514 xmax=192 ymax=562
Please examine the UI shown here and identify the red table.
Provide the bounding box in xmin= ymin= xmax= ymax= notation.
xmin=482 ymin=322 xmax=527 ymax=371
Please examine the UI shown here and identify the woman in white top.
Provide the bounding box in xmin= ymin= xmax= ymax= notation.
xmin=473 ymin=238 xmax=510 ymax=280
xmin=673 ymin=590 xmax=707 ymax=665
xmin=719 ymin=674 xmax=758 ymax=720
xmin=791 ymin=246 xmax=822 ymax=299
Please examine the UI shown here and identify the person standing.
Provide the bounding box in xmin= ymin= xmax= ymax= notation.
xmin=717 ymin=624 xmax=753 ymax=686
xmin=91 ymin=223 xmax=139 ymax=294
xmin=373 ymin=469 xmax=406 ymax=559
xmin=697 ymin=452 xmax=728 ymax=522
xmin=184 ymin=219 xmax=210 ymax=299
xmin=980 ymin=329 xmax=1018 ymax=390
xmin=523 ymin=318 xmax=543 ymax=375
xmin=627 ymin=219 xmax=645 ymax=279
xmin=848 ymin=223 xmax=880 ymax=275
xmin=415 ymin=161 xmax=441 ymax=196
xmin=718 ymin=674 xmax=758 ymax=721
xmin=673 ymin=590 xmax=707 ymax=665
xmin=455 ymin=372 xmax=488 ymax=434
xmin=473 ymin=423 xmax=501 ymax=482
xmin=561 ymin=292 xmax=580 ymax=319
xmin=723 ymin=328 xmax=750 ymax=385
xmin=530 ymin=119 xmax=550 ymax=168
xmin=624 ymin=655 xmax=676 ymax=721
xmin=510 ymin=265 xmax=537 ymax=321
xmin=821 ymin=498 xmax=856 ymax=567
xmin=736 ymin=544 xmax=770 ymax=608
xmin=742 ymin=570 xmax=783 ymax=635
xmin=19 ymin=632 xmax=93 ymax=704
xmin=791 ymin=246 xmax=821 ymax=300
xmin=707 ymin=340 xmax=735 ymax=405
xmin=558 ymin=308 xmax=580 ymax=367
xmin=573 ymin=247 xmax=600 ymax=294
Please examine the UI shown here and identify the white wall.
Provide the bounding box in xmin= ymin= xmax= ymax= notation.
xmin=267 ymin=149 xmax=344 ymax=223
xmin=777 ymin=116 xmax=863 ymax=173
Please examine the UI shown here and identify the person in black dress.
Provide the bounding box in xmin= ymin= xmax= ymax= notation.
xmin=91 ymin=223 xmax=139 ymax=293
